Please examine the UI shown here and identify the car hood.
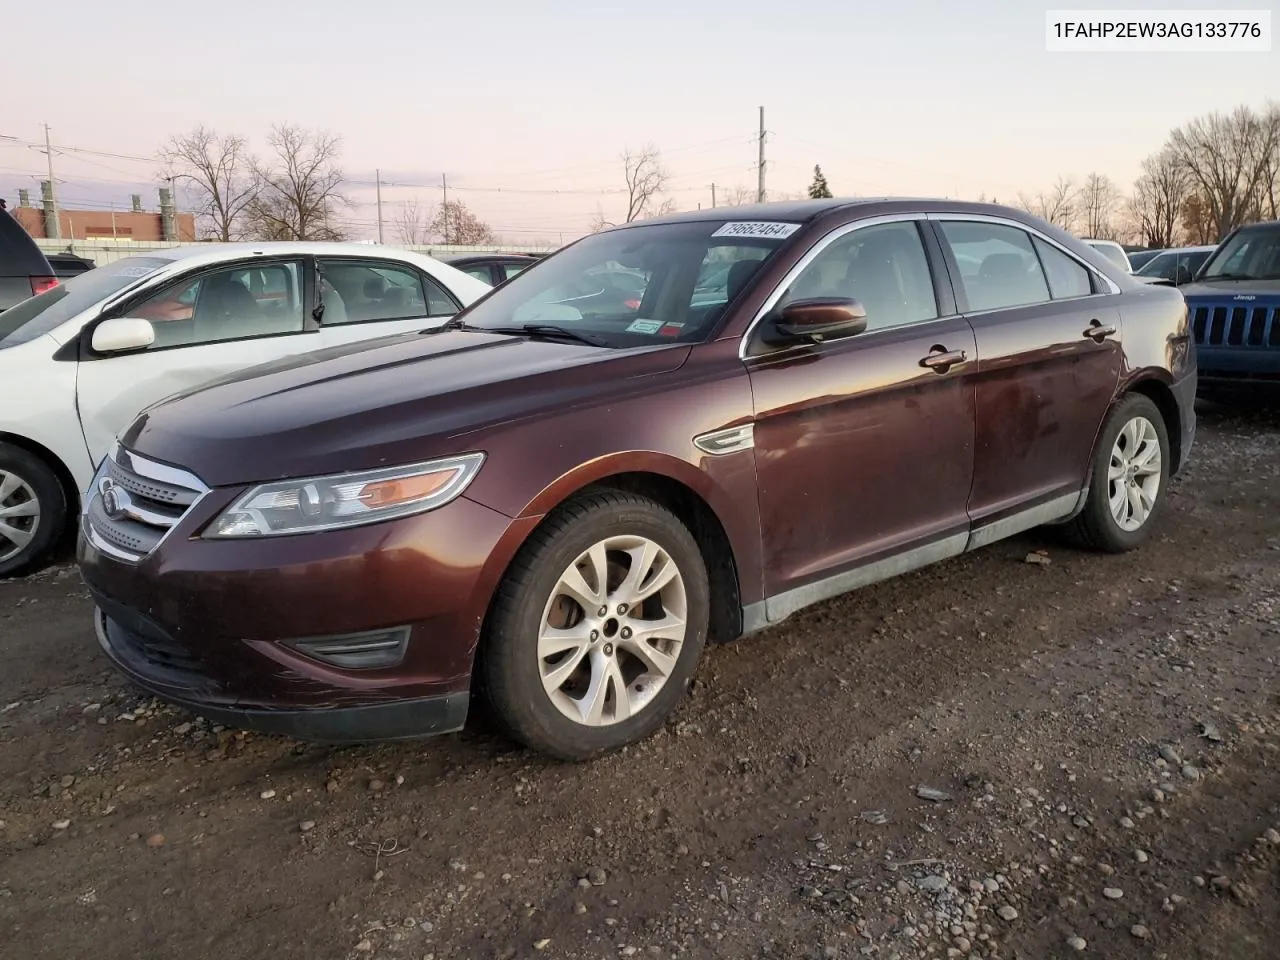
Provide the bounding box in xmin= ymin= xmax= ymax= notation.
xmin=121 ymin=330 xmax=692 ymax=487
xmin=1180 ymin=279 xmax=1280 ymax=303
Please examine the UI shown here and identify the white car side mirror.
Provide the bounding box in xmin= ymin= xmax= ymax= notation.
xmin=91 ymin=317 xmax=156 ymax=353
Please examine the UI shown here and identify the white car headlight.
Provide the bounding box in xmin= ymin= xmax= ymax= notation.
xmin=205 ymin=453 xmax=486 ymax=538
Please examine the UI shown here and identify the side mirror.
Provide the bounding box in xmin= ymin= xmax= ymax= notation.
xmin=91 ymin=317 xmax=156 ymax=354
xmin=769 ymin=297 xmax=868 ymax=344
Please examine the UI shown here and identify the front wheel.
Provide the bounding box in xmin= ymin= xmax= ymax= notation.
xmin=1064 ymin=393 xmax=1170 ymax=553
xmin=0 ymin=443 xmax=66 ymax=578
xmin=479 ymin=490 xmax=709 ymax=761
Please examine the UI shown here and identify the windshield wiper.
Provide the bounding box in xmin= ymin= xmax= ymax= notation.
xmin=1199 ymin=272 xmax=1253 ymax=281
xmin=422 ymin=316 xmax=472 ymax=334
xmin=482 ymin=324 xmax=609 ymax=347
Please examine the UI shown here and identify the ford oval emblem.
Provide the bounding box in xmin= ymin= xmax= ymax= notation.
xmin=100 ymin=479 xmax=124 ymax=520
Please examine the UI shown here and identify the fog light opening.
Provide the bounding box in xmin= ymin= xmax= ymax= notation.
xmin=285 ymin=626 xmax=411 ymax=670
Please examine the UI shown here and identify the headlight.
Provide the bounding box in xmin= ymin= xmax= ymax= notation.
xmin=204 ymin=453 xmax=485 ymax=538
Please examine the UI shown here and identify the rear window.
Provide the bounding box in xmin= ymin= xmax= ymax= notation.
xmin=0 ymin=256 xmax=172 ymax=350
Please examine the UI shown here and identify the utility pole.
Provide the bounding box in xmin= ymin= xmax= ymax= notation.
xmin=43 ymin=123 xmax=60 ymax=239
xmin=441 ymin=174 xmax=449 ymax=244
xmin=756 ymin=107 xmax=766 ymax=204
xmin=375 ymin=169 xmax=384 ymax=243
xmin=711 ymin=183 xmax=717 ymax=208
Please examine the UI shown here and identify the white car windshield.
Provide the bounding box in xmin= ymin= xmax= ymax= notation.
xmin=454 ymin=220 xmax=798 ymax=347
xmin=0 ymin=256 xmax=172 ymax=350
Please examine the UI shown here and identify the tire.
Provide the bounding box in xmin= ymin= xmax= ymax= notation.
xmin=0 ymin=443 xmax=66 ymax=578
xmin=479 ymin=489 xmax=710 ymax=761
xmin=1064 ymin=393 xmax=1170 ymax=554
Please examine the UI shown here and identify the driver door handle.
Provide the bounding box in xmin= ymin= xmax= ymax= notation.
xmin=920 ymin=346 xmax=967 ymax=372
xmin=1083 ymin=319 xmax=1117 ymax=341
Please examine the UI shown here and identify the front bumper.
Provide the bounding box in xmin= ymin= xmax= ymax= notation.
xmin=78 ymin=486 xmax=534 ymax=742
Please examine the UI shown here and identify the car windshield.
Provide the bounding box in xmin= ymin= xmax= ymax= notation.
xmin=0 ymin=256 xmax=173 ymax=350
xmin=1198 ymin=225 xmax=1280 ymax=281
xmin=455 ymin=219 xmax=798 ymax=346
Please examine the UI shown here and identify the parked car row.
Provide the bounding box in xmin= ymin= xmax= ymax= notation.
xmin=71 ymin=198 xmax=1197 ymax=760
xmin=0 ymin=242 xmax=491 ymax=575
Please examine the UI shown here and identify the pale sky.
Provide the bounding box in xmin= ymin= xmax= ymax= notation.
xmin=2 ymin=0 xmax=1274 ymax=246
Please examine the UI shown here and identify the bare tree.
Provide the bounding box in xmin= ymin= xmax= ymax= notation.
xmin=245 ymin=124 xmax=349 ymax=241
xmin=1077 ymin=172 xmax=1123 ymax=239
xmin=157 ymin=125 xmax=259 ymax=241
xmin=394 ymin=198 xmax=430 ymax=245
xmin=1128 ymin=147 xmax=1191 ymax=248
xmin=1016 ymin=176 xmax=1078 ymax=231
xmin=431 ymin=200 xmax=494 ymax=245
xmin=1168 ymin=105 xmax=1279 ymax=241
xmin=1252 ymin=100 xmax=1280 ymax=221
xmin=594 ymin=145 xmax=671 ymax=230
xmin=1180 ymin=194 xmax=1217 ymax=245
xmin=717 ymin=185 xmax=757 ymax=207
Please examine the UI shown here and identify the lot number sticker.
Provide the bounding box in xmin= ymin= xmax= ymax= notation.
xmin=711 ymin=221 xmax=800 ymax=240
xmin=625 ymin=318 xmax=663 ymax=334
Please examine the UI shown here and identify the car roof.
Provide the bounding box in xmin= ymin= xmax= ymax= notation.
xmin=154 ymin=241 xmax=442 ymax=262
xmin=436 ymin=252 xmax=539 ymax=263
xmin=624 ymin=197 xmax=1064 ymax=229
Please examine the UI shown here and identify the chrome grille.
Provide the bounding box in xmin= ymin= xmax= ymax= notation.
xmin=83 ymin=445 xmax=209 ymax=562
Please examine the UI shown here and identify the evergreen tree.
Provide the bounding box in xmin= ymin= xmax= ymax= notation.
xmin=807 ymin=165 xmax=833 ymax=199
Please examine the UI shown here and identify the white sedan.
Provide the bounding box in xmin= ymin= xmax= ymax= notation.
xmin=0 ymin=241 xmax=493 ymax=576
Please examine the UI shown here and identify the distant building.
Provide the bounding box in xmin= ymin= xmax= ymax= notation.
xmin=10 ymin=184 xmax=196 ymax=242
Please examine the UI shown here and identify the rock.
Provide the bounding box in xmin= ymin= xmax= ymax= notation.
xmin=573 ymin=903 xmax=587 ymax=915
xmin=1181 ymin=764 xmax=1201 ymax=781
xmin=1193 ymin=875 xmax=1206 ymax=887
xmin=953 ymin=937 xmax=971 ymax=952
xmin=533 ymin=939 xmax=551 ymax=951
xmin=1099 ymin=864 xmax=1115 ymax=876
xmin=174 ymin=723 xmax=192 ymax=735
xmin=1067 ymin=935 xmax=1087 ymax=951
xmin=325 ymin=779 xmax=340 ymax=794
xmin=861 ymin=810 xmax=888 ymax=825
xmin=1119 ymin=816 xmax=1135 ymax=829
xmin=587 ymin=867 xmax=608 ymax=886
xmin=354 ymin=940 xmax=373 ymax=953
xmin=983 ymin=878 xmax=1000 ymax=893
xmin=917 ymin=875 xmax=948 ymax=894
xmin=1264 ymin=828 xmax=1280 ymax=845
xmin=83 ymin=703 xmax=102 ymax=715
xmin=916 ymin=786 xmax=952 ymax=802
xmin=1151 ymin=788 xmax=1166 ymax=803
xmin=260 ymin=789 xmax=276 ymax=800
xmin=368 ymin=779 xmax=386 ymax=792
xmin=895 ymin=880 xmax=912 ymax=895
xmin=577 ymin=878 xmax=591 ymax=889
xmin=1131 ymin=924 xmax=1150 ymax=939
xmin=52 ymin=820 xmax=71 ymax=830
xmin=1135 ymin=849 xmax=1149 ymax=863
xmin=1103 ymin=887 xmax=1124 ymax=899
xmin=299 ymin=820 xmax=316 ymax=833
xmin=1158 ymin=743 xmax=1181 ymax=765
xmin=1210 ymin=876 xmax=1232 ymax=890
xmin=146 ymin=833 xmax=166 ymax=847
xmin=1199 ymin=721 xmax=1223 ymax=742
xmin=1024 ymin=551 xmax=1051 ymax=565
xmin=996 ymin=906 xmax=1018 ymax=921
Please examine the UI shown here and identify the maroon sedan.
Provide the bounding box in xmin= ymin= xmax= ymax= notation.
xmin=77 ymin=199 xmax=1196 ymax=760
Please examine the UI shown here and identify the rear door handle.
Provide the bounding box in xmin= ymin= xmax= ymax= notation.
xmin=1083 ymin=319 xmax=1117 ymax=341
xmin=919 ymin=346 xmax=967 ymax=372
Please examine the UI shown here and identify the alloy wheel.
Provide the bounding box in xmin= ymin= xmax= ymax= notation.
xmin=1108 ymin=416 xmax=1162 ymax=532
xmin=0 ymin=470 xmax=41 ymax=564
xmin=537 ymin=535 xmax=688 ymax=726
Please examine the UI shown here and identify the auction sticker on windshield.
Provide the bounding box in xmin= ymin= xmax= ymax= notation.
xmin=625 ymin=318 xmax=663 ymax=334
xmin=711 ymin=222 xmax=801 ymax=239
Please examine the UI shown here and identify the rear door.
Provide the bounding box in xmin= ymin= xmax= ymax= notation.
xmin=75 ymin=257 xmax=320 ymax=465
xmin=930 ymin=216 xmax=1123 ymax=535
xmin=315 ymin=257 xmax=462 ymax=348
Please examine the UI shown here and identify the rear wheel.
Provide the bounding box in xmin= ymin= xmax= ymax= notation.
xmin=1064 ymin=394 xmax=1169 ymax=553
xmin=480 ymin=490 xmax=709 ymax=761
xmin=0 ymin=443 xmax=66 ymax=578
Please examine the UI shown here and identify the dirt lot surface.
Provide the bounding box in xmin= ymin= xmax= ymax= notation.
xmin=2 ymin=402 xmax=1279 ymax=960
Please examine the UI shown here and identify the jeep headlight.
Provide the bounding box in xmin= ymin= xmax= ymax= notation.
xmin=205 ymin=453 xmax=485 ymax=538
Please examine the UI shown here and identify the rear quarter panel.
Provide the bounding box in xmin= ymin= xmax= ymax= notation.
xmin=1117 ymin=281 xmax=1193 ymax=387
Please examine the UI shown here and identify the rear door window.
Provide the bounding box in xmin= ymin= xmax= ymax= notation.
xmin=938 ymin=221 xmax=1053 ymax=312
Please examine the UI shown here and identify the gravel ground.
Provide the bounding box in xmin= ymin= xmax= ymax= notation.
xmin=1 ymin=400 xmax=1278 ymax=960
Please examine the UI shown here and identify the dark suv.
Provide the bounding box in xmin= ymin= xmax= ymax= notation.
xmin=1180 ymin=220 xmax=1280 ymax=395
xmin=0 ymin=211 xmax=57 ymax=311
xmin=77 ymin=199 xmax=1197 ymax=761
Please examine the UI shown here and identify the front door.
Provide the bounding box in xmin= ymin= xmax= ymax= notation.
xmin=75 ymin=258 xmax=320 ymax=467
xmin=744 ymin=217 xmax=978 ymax=623
xmin=930 ymin=217 xmax=1123 ymax=531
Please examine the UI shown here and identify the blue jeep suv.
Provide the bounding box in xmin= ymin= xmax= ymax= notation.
xmin=1184 ymin=219 xmax=1280 ymax=395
